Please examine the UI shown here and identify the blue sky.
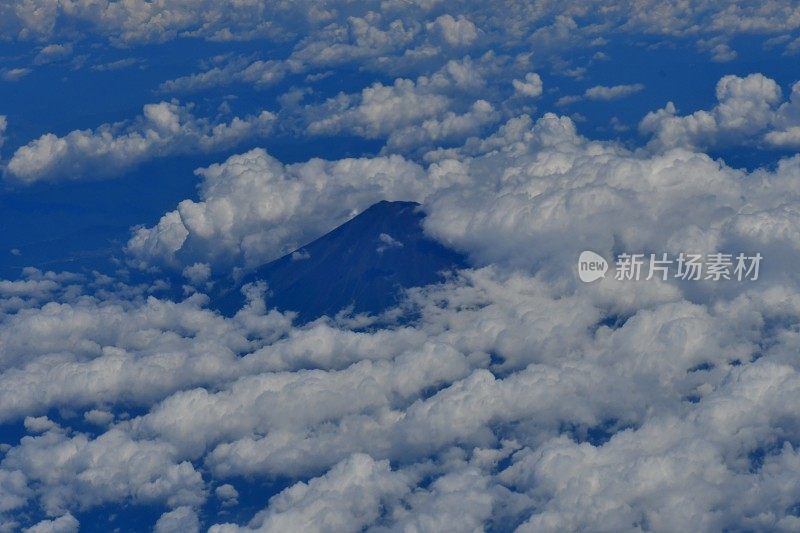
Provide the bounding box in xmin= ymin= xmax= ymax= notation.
xmin=3 ymin=2 xmax=800 ymax=532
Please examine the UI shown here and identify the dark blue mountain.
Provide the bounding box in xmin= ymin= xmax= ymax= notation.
xmin=214 ymin=200 xmax=466 ymax=322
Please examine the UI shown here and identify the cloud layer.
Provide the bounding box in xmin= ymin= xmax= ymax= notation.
xmin=3 ymin=108 xmax=800 ymax=529
xmin=3 ymin=1 xmax=800 ymax=530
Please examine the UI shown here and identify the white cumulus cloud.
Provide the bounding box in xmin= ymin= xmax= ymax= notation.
xmin=5 ymin=101 xmax=275 ymax=183
xmin=639 ymin=73 xmax=800 ymax=151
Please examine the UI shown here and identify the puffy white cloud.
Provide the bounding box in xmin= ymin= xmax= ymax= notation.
xmin=32 ymin=43 xmax=72 ymax=65
xmin=505 ymin=360 xmax=800 ymax=531
xmin=154 ymin=506 xmax=200 ymax=533
xmin=83 ymin=409 xmax=114 ymax=426
xmin=5 ymin=101 xmax=275 ymax=183
xmin=125 ymin=148 xmax=440 ymax=269
xmin=0 ymin=268 xmax=83 ymax=314
xmin=209 ymin=454 xmax=411 ymax=533
xmin=421 ymin=113 xmax=743 ymax=276
xmin=282 ymin=11 xmax=421 ymax=71
xmin=0 ymin=289 xmax=293 ymax=421
xmin=554 ymin=94 xmax=582 ymax=107
xmin=584 ymin=82 xmax=644 ymax=100
xmin=0 ymin=68 xmax=30 ymax=81
xmin=385 ymin=466 xmax=497 ymax=532
xmin=381 ymin=99 xmax=499 ymax=154
xmin=159 ymin=56 xmax=291 ymax=93
xmin=301 ymin=56 xmax=510 ymax=154
xmin=182 ymin=262 xmax=211 ymax=285
xmin=135 ymin=338 xmax=472 ymax=463
xmin=764 ymin=126 xmax=800 ymax=147
xmin=639 ymin=73 xmax=800 ymax=151
xmin=305 ymin=78 xmax=452 ymax=139
xmin=215 ymin=483 xmax=239 ymax=506
xmin=0 ymin=469 xmax=30 ymax=514
xmin=699 ymin=38 xmax=738 ymax=62
xmin=556 ymin=82 xmax=644 ymax=106
xmin=427 ymin=14 xmax=479 ymax=47
xmin=512 ymin=72 xmax=543 ymax=98
xmin=23 ymin=416 xmax=58 ymax=433
xmin=765 ymin=80 xmax=800 ymax=147
xmin=1 ymin=428 xmax=205 ymax=516
xmin=23 ymin=513 xmax=78 ymax=533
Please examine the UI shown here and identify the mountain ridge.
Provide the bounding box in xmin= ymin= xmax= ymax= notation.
xmin=213 ymin=200 xmax=466 ymax=322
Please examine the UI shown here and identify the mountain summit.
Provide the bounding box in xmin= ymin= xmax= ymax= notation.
xmin=215 ymin=200 xmax=466 ymax=322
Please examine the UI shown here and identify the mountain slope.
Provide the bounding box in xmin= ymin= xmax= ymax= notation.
xmin=215 ymin=200 xmax=466 ymax=322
